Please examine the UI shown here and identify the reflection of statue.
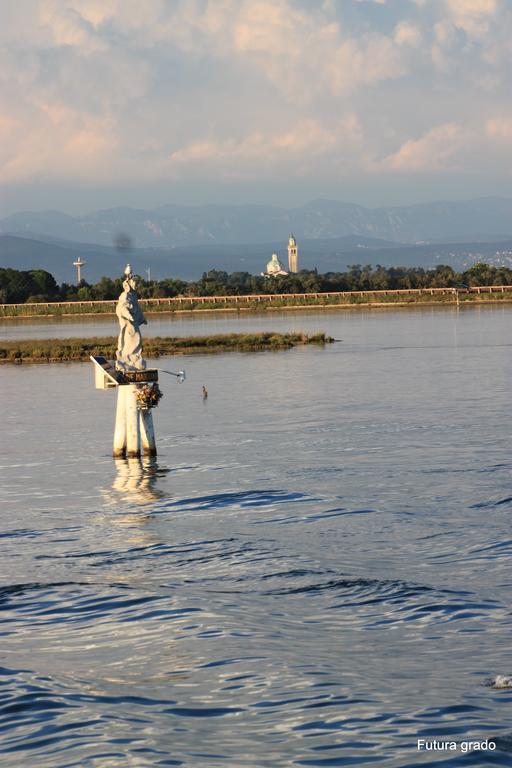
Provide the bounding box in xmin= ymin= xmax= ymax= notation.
xmin=116 ymin=265 xmax=147 ymax=371
xmin=110 ymin=457 xmax=164 ymax=502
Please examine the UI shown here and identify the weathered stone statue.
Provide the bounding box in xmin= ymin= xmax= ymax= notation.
xmin=115 ymin=264 xmax=147 ymax=372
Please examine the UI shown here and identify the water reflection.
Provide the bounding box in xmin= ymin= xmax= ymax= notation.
xmin=108 ymin=456 xmax=166 ymax=505
xmin=5 ymin=306 xmax=512 ymax=767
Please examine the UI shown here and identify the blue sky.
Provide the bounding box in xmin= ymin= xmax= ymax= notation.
xmin=1 ymin=0 xmax=511 ymax=215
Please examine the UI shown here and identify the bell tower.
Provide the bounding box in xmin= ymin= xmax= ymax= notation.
xmin=287 ymin=234 xmax=298 ymax=273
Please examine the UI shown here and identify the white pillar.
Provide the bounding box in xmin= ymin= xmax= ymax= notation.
xmin=140 ymin=408 xmax=157 ymax=456
xmin=113 ymin=386 xmax=127 ymax=458
xmin=125 ymin=384 xmax=141 ymax=458
xmin=112 ymin=381 xmax=158 ymax=459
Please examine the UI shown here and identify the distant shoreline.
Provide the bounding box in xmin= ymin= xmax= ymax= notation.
xmin=1 ymin=286 xmax=512 ymax=319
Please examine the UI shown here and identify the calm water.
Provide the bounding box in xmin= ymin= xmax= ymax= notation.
xmin=1 ymin=306 xmax=512 ymax=767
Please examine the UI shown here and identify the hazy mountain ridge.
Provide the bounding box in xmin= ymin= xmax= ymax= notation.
xmin=0 ymin=234 xmax=403 ymax=283
xmin=2 ymin=197 xmax=512 ymax=249
xmin=3 ymin=232 xmax=512 ymax=284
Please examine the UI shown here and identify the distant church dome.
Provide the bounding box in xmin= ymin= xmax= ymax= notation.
xmin=261 ymin=252 xmax=288 ymax=278
xmin=266 ymin=253 xmax=286 ymax=275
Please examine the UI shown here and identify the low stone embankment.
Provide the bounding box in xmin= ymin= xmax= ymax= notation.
xmin=1 ymin=286 xmax=511 ymax=317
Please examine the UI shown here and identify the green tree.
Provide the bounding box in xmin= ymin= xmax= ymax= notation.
xmin=93 ymin=276 xmax=120 ymax=300
xmin=28 ymin=269 xmax=58 ymax=298
xmin=463 ymin=262 xmax=497 ymax=286
xmin=429 ymin=265 xmax=458 ymax=287
xmin=0 ymin=268 xmax=40 ymax=302
xmin=77 ymin=284 xmax=94 ymax=300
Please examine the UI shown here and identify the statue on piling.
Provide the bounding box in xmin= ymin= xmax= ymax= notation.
xmin=116 ymin=264 xmax=147 ymax=372
xmin=112 ymin=264 xmax=158 ymax=458
xmin=90 ymin=263 xmax=171 ymax=460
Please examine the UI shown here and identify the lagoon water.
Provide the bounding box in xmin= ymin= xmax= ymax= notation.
xmin=1 ymin=306 xmax=512 ymax=767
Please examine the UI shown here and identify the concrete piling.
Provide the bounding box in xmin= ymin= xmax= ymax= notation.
xmin=112 ymin=384 xmax=157 ymax=458
xmin=113 ymin=386 xmax=128 ymax=458
xmin=139 ymin=408 xmax=157 ymax=456
xmin=125 ymin=384 xmax=141 ymax=458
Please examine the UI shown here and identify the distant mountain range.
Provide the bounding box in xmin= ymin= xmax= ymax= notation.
xmin=2 ymin=197 xmax=512 ymax=249
xmin=2 ymin=197 xmax=512 ymax=282
xmin=3 ymin=232 xmax=512 ymax=284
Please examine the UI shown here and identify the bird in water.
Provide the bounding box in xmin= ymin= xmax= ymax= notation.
xmin=488 ymin=674 xmax=512 ymax=689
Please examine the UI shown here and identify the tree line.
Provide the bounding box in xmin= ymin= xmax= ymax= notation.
xmin=1 ymin=262 xmax=512 ymax=304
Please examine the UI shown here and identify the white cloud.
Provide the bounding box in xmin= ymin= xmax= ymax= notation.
xmin=444 ymin=0 xmax=498 ymax=38
xmin=446 ymin=0 xmax=497 ymax=22
xmin=378 ymin=123 xmax=465 ymax=172
xmin=486 ymin=116 xmax=512 ymax=140
xmin=394 ymin=21 xmax=422 ymax=47
xmin=1 ymin=0 xmax=512 ymax=198
xmin=39 ymin=0 xmax=109 ymax=54
xmin=39 ymin=1 xmax=410 ymax=101
xmin=0 ymin=103 xmax=116 ymax=183
xmin=166 ymin=116 xmax=363 ymax=178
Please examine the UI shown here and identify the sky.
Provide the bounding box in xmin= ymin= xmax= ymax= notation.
xmin=1 ymin=0 xmax=512 ymax=216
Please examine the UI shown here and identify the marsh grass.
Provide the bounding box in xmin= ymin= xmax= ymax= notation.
xmin=0 ymin=332 xmax=333 ymax=363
